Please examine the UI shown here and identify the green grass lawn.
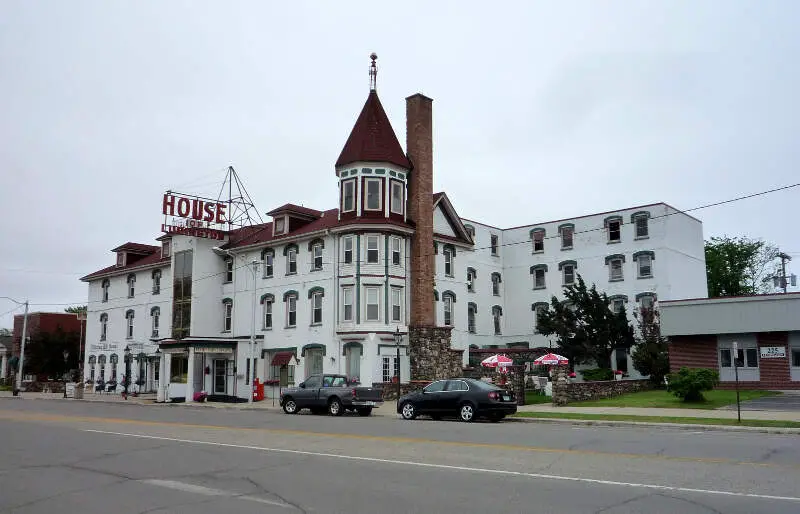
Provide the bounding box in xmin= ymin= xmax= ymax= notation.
xmin=511 ymin=411 xmax=800 ymax=429
xmin=568 ymin=389 xmax=780 ymax=409
xmin=524 ymin=390 xmax=552 ymax=404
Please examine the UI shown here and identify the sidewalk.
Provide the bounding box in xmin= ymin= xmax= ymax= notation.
xmin=515 ymin=403 xmax=800 ymax=422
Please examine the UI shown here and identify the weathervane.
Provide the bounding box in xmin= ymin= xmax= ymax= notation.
xmin=369 ymin=52 xmax=377 ymax=91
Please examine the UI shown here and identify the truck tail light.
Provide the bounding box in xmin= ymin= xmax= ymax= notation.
xmin=352 ymin=388 xmax=358 ymax=399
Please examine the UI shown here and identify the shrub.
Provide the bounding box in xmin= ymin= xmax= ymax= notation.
xmin=667 ymin=367 xmax=719 ymax=402
xmin=581 ymin=368 xmax=614 ymax=381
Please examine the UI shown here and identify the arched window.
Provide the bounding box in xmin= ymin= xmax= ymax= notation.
xmin=150 ymin=307 xmax=160 ymax=337
xmin=283 ymin=290 xmax=298 ymax=327
xmin=98 ymin=354 xmax=107 ymax=381
xmin=261 ymin=247 xmax=275 ymax=278
xmin=442 ymin=291 xmax=456 ymax=326
xmin=127 ymin=274 xmax=136 ymax=298
xmin=88 ymin=355 xmax=97 ymax=382
xmin=467 ymin=302 xmax=477 ymax=334
xmin=101 ymin=279 xmax=110 ymax=303
xmin=125 ymin=310 xmax=135 ymax=339
xmin=260 ymin=293 xmax=275 ymax=329
xmin=532 ymin=302 xmax=549 ymax=333
xmin=308 ymin=287 xmax=325 ymax=324
xmin=109 ymin=353 xmax=119 ymax=380
xmin=284 ymin=244 xmax=299 ymax=274
xmin=99 ymin=313 xmax=108 ymax=341
xmin=152 ymin=269 xmax=162 ymax=295
xmin=466 ymin=267 xmax=477 ymax=292
xmin=491 ymin=272 xmax=502 ymax=296
xmin=492 ymin=305 xmax=503 ymax=335
xmin=530 ymin=228 xmax=546 ymax=253
xmin=222 ymin=298 xmax=233 ymax=332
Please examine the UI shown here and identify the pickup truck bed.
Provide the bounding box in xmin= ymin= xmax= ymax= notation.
xmin=279 ymin=374 xmax=384 ymax=416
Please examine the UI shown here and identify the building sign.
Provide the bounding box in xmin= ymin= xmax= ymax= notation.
xmin=760 ymin=346 xmax=786 ymax=359
xmin=162 ymin=192 xmax=228 ymax=240
xmin=194 ymin=346 xmax=234 ymax=354
xmin=90 ymin=343 xmax=119 ymax=352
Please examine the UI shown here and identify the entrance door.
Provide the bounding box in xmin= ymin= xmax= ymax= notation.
xmin=213 ymin=359 xmax=227 ymax=395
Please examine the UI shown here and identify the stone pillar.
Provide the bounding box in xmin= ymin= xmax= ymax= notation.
xmin=551 ymin=365 xmax=570 ymax=406
xmin=185 ymin=348 xmax=195 ymax=402
xmin=409 ymin=326 xmax=463 ymax=381
xmin=0 ymin=351 xmax=7 ymax=379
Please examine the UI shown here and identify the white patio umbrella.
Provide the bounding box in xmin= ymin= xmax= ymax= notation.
xmin=481 ymin=354 xmax=514 ymax=368
xmin=533 ymin=353 xmax=569 ymax=366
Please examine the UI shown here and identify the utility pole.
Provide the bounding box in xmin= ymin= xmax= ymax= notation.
xmin=775 ymin=252 xmax=794 ymax=293
xmin=15 ymin=301 xmax=29 ymax=394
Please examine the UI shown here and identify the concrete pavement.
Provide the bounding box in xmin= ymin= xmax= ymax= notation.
xmin=515 ymin=403 xmax=800 ymax=421
xmin=1 ymin=399 xmax=799 ymax=513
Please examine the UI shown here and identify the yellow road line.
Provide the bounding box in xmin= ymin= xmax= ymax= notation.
xmin=0 ymin=409 xmax=787 ymax=469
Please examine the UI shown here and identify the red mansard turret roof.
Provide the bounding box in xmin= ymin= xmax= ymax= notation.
xmin=335 ymin=90 xmax=411 ymax=170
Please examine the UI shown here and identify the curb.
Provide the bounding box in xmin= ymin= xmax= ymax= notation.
xmin=508 ymin=415 xmax=800 ymax=434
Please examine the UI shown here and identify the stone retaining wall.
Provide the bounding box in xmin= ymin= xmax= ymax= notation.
xmin=552 ymin=365 xmax=652 ymax=405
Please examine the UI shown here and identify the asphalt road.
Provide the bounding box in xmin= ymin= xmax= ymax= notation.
xmin=1 ymin=399 xmax=799 ymax=513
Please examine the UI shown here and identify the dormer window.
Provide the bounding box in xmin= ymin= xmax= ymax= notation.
xmin=342 ymin=179 xmax=356 ymax=212
xmin=390 ymin=180 xmax=404 ymax=214
xmin=116 ymin=253 xmax=125 ymax=267
xmin=365 ymin=178 xmax=382 ymax=211
xmin=162 ymin=240 xmax=171 ymax=258
xmin=274 ymin=216 xmax=286 ymax=235
xmin=126 ymin=274 xmax=136 ymax=298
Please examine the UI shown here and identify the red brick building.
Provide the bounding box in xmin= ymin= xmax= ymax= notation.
xmin=12 ymin=312 xmax=83 ymax=357
xmin=661 ymin=293 xmax=800 ymax=390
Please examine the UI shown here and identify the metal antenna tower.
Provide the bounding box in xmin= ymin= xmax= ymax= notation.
xmin=214 ymin=166 xmax=264 ymax=231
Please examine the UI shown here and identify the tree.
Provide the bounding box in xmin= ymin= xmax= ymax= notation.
xmin=64 ymin=306 xmax=87 ymax=315
xmin=24 ymin=327 xmax=80 ymax=379
xmin=631 ymin=306 xmax=670 ymax=385
xmin=536 ymin=275 xmax=635 ymax=369
xmin=705 ymin=236 xmax=780 ymax=297
xmin=0 ymin=328 xmax=11 ymax=336
xmin=668 ymin=367 xmax=719 ymax=402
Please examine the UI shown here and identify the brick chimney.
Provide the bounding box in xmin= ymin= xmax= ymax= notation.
xmin=405 ymin=93 xmax=463 ymax=381
xmin=406 ymin=93 xmax=435 ymax=327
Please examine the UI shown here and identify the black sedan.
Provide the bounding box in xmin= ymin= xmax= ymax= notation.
xmin=397 ymin=378 xmax=517 ymax=422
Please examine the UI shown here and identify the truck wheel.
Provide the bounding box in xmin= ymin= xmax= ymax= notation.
xmin=282 ymin=397 xmax=298 ymax=414
xmin=328 ymin=397 xmax=343 ymax=416
xmin=400 ymin=401 xmax=417 ymax=420
xmin=357 ymin=407 xmax=373 ymax=417
xmin=459 ymin=402 xmax=476 ymax=422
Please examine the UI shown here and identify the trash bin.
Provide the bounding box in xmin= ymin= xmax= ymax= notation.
xmin=253 ymin=378 xmax=265 ymax=401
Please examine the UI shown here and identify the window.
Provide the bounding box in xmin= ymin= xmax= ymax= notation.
xmin=615 ymin=349 xmax=628 ymax=373
xmin=531 ymin=265 xmax=547 ymax=289
xmin=467 ymin=303 xmax=477 ymax=333
xmin=464 ymin=224 xmax=475 ymax=239
xmin=312 ymin=244 xmax=323 ymax=271
xmin=310 ymin=291 xmax=323 ymax=324
xmin=263 ymin=298 xmax=273 ymax=329
xmin=606 ymin=254 xmax=625 ymax=281
xmin=382 ymin=356 xmax=400 ymax=383
xmin=634 ymin=251 xmax=655 ymax=279
xmin=366 ymin=236 xmax=379 ymax=264
xmin=274 ymin=217 xmax=285 ymax=234
xmin=101 ymin=279 xmax=109 ymax=302
xmin=88 ymin=355 xmax=96 ymax=382
xmin=492 ymin=305 xmax=502 ymax=335
xmin=443 ymin=294 xmax=454 ymax=326
xmin=162 ymin=240 xmax=171 ymax=258
xmin=423 ymin=380 xmax=446 ymax=393
xmin=224 ymin=258 xmax=233 ymax=282
xmin=605 ymin=216 xmax=622 ymax=242
xmin=100 ymin=313 xmax=108 ymax=341
xmin=262 ymin=249 xmax=274 ymax=278
xmin=560 ymin=224 xmax=574 ymax=249
xmin=531 ymin=229 xmax=545 ymax=253
xmin=391 ymin=237 xmax=401 ymax=266
xmin=444 ymin=248 xmax=453 ymax=277
xmin=562 ymin=264 xmax=575 ymax=285
xmin=491 ymin=272 xmax=501 ymax=296
xmin=117 ymin=253 xmax=125 ymax=266
xmin=490 ymin=234 xmax=499 ymax=256
xmin=286 ymin=293 xmax=297 ymax=327
xmin=533 ymin=303 xmax=548 ymax=333
xmin=365 ymin=287 xmax=380 ymax=321
xmin=343 ymin=237 xmax=354 ymax=265
xmin=467 ymin=268 xmax=476 ymax=292
xmin=720 ymin=348 xmax=758 ymax=368
xmin=125 ymin=310 xmax=135 ymax=339
xmin=632 ymin=212 xmax=650 ymax=238
xmin=342 ymin=179 xmax=356 ymax=212
xmin=611 ymin=298 xmax=626 ymax=314
xmin=637 ymin=293 xmax=656 ymax=310
xmin=391 ymin=287 xmax=402 ymax=323
xmin=346 ymin=345 xmax=361 ymax=380
xmin=152 ymin=270 xmax=161 ymax=295
xmin=151 ymin=307 xmax=160 ymax=337
xmin=170 ymin=355 xmax=188 ymax=383
xmin=287 ymin=247 xmax=297 ymax=274
xmin=391 ymin=181 xmax=404 ymax=214
xmin=792 ymin=348 xmax=800 ymax=368
xmin=342 ymin=287 xmax=354 ymax=322
xmin=222 ymin=300 xmax=233 ymax=332
xmin=98 ymin=354 xmax=106 ymax=380
xmin=365 ymin=178 xmax=382 ymax=210
xmin=127 ymin=274 xmax=136 ymax=297
xmin=172 ymin=250 xmax=193 ymax=340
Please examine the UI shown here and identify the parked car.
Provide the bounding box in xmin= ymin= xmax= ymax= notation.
xmin=280 ymin=374 xmax=384 ymax=416
xmin=397 ymin=378 xmax=517 ymax=422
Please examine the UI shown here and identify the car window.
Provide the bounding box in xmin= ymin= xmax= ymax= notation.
xmin=331 ymin=376 xmax=347 ymax=387
xmin=445 ymin=380 xmax=468 ymax=391
xmin=304 ymin=375 xmax=322 ymax=388
xmin=466 ymin=379 xmax=500 ymax=391
xmin=423 ymin=380 xmax=446 ymax=393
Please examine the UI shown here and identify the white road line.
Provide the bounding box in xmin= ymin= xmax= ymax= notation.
xmin=140 ymin=479 xmax=293 ymax=508
xmin=86 ymin=429 xmax=800 ymax=504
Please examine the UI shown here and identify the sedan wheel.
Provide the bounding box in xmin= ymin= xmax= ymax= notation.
xmin=400 ymin=402 xmax=417 ymax=420
xmin=459 ymin=403 xmax=476 ymax=422
xmin=282 ymin=398 xmax=298 ymax=414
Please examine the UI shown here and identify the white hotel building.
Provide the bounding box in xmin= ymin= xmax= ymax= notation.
xmin=81 ymin=67 xmax=707 ymax=401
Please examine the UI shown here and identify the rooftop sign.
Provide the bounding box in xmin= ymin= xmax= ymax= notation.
xmin=161 ymin=193 xmax=227 ymax=240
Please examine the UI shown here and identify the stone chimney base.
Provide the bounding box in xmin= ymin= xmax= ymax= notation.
xmin=409 ymin=325 xmax=463 ymax=380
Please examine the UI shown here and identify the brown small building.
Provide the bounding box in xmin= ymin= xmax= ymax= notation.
xmin=12 ymin=312 xmax=83 ymax=357
xmin=661 ymin=293 xmax=800 ymax=390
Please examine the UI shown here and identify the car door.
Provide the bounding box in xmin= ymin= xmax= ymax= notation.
xmin=442 ymin=380 xmax=468 ymax=414
xmin=419 ymin=380 xmax=446 ymax=414
xmin=296 ymin=375 xmax=322 ymax=407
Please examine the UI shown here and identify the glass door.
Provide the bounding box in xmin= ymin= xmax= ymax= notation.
xmin=213 ymin=359 xmax=227 ymax=395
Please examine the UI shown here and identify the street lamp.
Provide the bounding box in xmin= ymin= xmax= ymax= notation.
xmin=62 ymin=349 xmax=69 ymax=398
xmin=123 ymin=345 xmax=131 ymax=399
xmin=394 ymin=327 xmax=402 ymax=408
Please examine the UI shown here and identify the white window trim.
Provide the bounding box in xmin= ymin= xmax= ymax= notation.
xmin=533 ymin=269 xmax=546 ymax=290
xmin=563 ymin=265 xmax=575 ymax=285
xmin=286 ymin=295 xmax=297 ymax=327
xmin=287 ymin=248 xmax=297 ymax=275
xmin=490 ymin=234 xmax=499 ymax=256
xmin=366 ymin=235 xmax=380 ymax=264
xmin=391 ymin=287 xmax=403 ymax=323
xmin=607 ymin=220 xmax=622 ymax=243
xmin=390 ymin=181 xmax=404 ymax=215
xmin=637 ymin=255 xmax=653 ymax=279
xmin=364 ymin=178 xmax=383 ymax=211
xmin=312 ymin=244 xmax=323 ymax=271
xmin=443 ymin=295 xmax=453 ymax=326
xmin=342 ymin=287 xmax=354 ymax=322
xmin=342 ymin=179 xmax=356 ymax=212
xmin=263 ymin=300 xmax=273 ymax=330
xmin=444 ymin=248 xmax=453 ymax=277
xmin=609 ymin=259 xmax=624 ymax=281
xmin=561 ymin=227 xmax=574 ymax=250
xmin=634 ymin=215 xmax=649 ymax=239
xmin=311 ymin=292 xmax=323 ymax=325
xmin=222 ymin=302 xmax=233 ymax=332
xmin=343 ymin=237 xmax=354 ymax=265
xmin=274 ymin=216 xmax=286 ymax=236
xmin=391 ymin=237 xmax=401 ymax=267
xmin=365 ymin=286 xmax=381 ymax=322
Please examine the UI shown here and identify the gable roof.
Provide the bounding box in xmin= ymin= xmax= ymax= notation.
xmin=266 ymin=203 xmax=323 ymax=219
xmin=433 ymin=192 xmax=474 ymax=245
xmin=335 ymin=90 xmax=410 ymax=170
xmin=81 ymin=250 xmax=169 ymax=282
xmin=110 ymin=242 xmax=159 ymax=254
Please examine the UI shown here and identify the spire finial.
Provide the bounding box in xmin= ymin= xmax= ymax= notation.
xmin=369 ymin=52 xmax=378 ymax=91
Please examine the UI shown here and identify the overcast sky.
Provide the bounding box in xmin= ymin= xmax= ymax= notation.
xmin=2 ymin=1 xmax=799 ymax=328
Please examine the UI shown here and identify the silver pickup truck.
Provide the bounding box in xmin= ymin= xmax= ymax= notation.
xmin=279 ymin=374 xmax=384 ymax=416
